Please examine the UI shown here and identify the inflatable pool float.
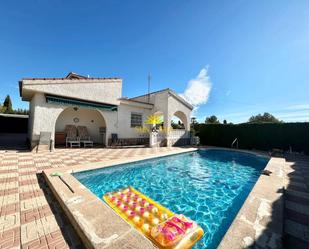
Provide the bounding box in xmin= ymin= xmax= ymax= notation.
xmin=103 ymin=186 xmax=204 ymax=249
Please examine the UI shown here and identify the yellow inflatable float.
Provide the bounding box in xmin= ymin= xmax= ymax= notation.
xmin=103 ymin=186 xmax=204 ymax=249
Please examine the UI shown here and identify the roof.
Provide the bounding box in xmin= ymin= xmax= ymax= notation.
xmin=21 ymin=72 xmax=121 ymax=81
xmin=119 ymin=97 xmax=154 ymax=105
xmin=131 ymin=88 xmax=193 ymax=110
xmin=119 ymin=98 xmax=153 ymax=109
xmin=19 ymin=72 xmax=122 ymax=100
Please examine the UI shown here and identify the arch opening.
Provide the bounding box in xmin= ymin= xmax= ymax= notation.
xmin=54 ymin=107 xmax=107 ymax=147
xmin=171 ymin=111 xmax=188 ymax=130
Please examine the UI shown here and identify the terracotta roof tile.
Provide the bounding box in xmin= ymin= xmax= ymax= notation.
xmin=21 ymin=77 xmax=121 ymax=80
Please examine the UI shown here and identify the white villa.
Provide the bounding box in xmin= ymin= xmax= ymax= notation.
xmin=19 ymin=73 xmax=193 ymax=150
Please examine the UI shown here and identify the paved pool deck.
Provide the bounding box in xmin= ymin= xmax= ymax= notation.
xmin=1 ymin=147 xmax=192 ymax=249
xmin=0 ymin=147 xmax=308 ymax=249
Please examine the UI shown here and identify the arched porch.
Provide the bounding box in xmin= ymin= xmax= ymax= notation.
xmin=149 ymin=109 xmax=191 ymax=147
xmin=54 ymin=107 xmax=107 ymax=147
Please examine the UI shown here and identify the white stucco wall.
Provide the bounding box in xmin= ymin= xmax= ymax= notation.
xmin=131 ymin=90 xmax=192 ymax=132
xmin=29 ymin=93 xmax=65 ymax=148
xmin=21 ymin=78 xmax=122 ymax=105
xmin=167 ymin=94 xmax=191 ymax=131
xmin=28 ymin=93 xmax=121 ymax=148
xmin=27 ymin=97 xmax=36 ymax=141
xmin=116 ymin=103 xmax=152 ymax=138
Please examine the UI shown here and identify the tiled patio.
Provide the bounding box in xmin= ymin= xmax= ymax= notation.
xmin=1 ymin=147 xmax=309 ymax=249
xmin=0 ymin=147 xmax=187 ymax=249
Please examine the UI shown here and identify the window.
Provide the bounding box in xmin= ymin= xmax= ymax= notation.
xmin=131 ymin=113 xmax=142 ymax=127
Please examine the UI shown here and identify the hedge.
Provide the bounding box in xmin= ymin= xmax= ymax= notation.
xmin=195 ymin=123 xmax=309 ymax=155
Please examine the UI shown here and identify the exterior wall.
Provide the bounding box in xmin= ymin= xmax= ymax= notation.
xmin=30 ymin=93 xmax=66 ymax=149
xmin=166 ymin=94 xmax=192 ymax=146
xmin=116 ymin=103 xmax=152 ymax=138
xmin=25 ymin=86 xmax=192 ymax=149
xmin=28 ymin=93 xmax=153 ymax=148
xmin=55 ymin=108 xmax=106 ymax=144
xmin=167 ymin=94 xmax=191 ymax=131
xmin=132 ymin=90 xmax=191 ymax=132
xmin=29 ymin=93 xmax=118 ymax=148
xmin=22 ymin=79 xmax=122 ymax=105
xmin=28 ymin=98 xmax=35 ymax=141
xmin=98 ymin=109 xmax=118 ymax=145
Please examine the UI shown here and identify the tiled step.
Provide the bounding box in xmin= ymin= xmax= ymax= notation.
xmin=284 ymin=219 xmax=309 ymax=243
xmin=284 ymin=234 xmax=309 ymax=249
xmin=285 ymin=208 xmax=309 ymax=227
xmin=286 ymin=189 xmax=309 ymax=200
xmin=285 ymin=200 xmax=309 ymax=216
xmin=286 ymin=192 xmax=309 ymax=206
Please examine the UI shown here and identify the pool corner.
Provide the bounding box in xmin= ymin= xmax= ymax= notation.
xmin=218 ymin=156 xmax=285 ymax=249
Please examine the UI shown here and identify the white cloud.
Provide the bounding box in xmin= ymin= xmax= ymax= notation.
xmin=285 ymin=104 xmax=309 ymax=111
xmin=180 ymin=67 xmax=212 ymax=109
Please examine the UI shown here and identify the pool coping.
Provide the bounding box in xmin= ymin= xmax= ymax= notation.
xmin=43 ymin=147 xmax=285 ymax=249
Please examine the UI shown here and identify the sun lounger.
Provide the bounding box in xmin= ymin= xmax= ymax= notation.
xmin=65 ymin=125 xmax=80 ymax=148
xmin=77 ymin=126 xmax=93 ymax=148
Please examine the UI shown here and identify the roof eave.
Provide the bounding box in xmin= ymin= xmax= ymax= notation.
xmin=167 ymin=90 xmax=194 ymax=110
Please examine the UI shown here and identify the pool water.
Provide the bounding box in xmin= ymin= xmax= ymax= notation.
xmin=73 ymin=149 xmax=269 ymax=249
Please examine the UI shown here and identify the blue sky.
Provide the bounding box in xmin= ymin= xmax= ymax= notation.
xmin=0 ymin=0 xmax=308 ymax=123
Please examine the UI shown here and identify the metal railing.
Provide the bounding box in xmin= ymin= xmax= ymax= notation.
xmin=231 ymin=138 xmax=238 ymax=149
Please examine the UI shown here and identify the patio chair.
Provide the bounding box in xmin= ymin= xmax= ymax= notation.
xmin=36 ymin=131 xmax=52 ymax=152
xmin=65 ymin=125 xmax=80 ymax=148
xmin=77 ymin=126 xmax=93 ymax=148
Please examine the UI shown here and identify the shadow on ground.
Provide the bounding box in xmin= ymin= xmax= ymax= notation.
xmin=247 ymin=154 xmax=309 ymax=249
xmin=282 ymin=154 xmax=309 ymax=249
xmin=0 ymin=133 xmax=29 ymax=152
xmin=37 ymin=174 xmax=85 ymax=249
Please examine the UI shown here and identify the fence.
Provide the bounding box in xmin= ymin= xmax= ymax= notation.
xmin=195 ymin=123 xmax=309 ymax=154
xmin=149 ymin=129 xmax=191 ymax=147
xmin=169 ymin=129 xmax=191 ymax=146
xmin=0 ymin=114 xmax=28 ymax=133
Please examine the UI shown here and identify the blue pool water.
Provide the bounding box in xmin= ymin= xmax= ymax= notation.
xmin=73 ymin=149 xmax=269 ymax=249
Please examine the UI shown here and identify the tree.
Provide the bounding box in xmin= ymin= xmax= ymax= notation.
xmin=191 ymin=117 xmax=197 ymax=124
xmin=205 ymin=115 xmax=220 ymax=124
xmin=171 ymin=120 xmax=184 ymax=129
xmin=0 ymin=95 xmax=29 ymax=115
xmin=3 ymin=95 xmax=13 ymax=114
xmin=223 ymin=119 xmax=227 ymax=125
xmin=248 ymin=112 xmax=282 ymax=123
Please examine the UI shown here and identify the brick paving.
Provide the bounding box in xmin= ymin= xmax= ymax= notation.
xmin=2 ymin=148 xmax=309 ymax=249
xmin=284 ymin=155 xmax=309 ymax=249
xmin=0 ymin=147 xmax=184 ymax=249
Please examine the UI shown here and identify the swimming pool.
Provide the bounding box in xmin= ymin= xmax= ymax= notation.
xmin=73 ymin=149 xmax=269 ymax=249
